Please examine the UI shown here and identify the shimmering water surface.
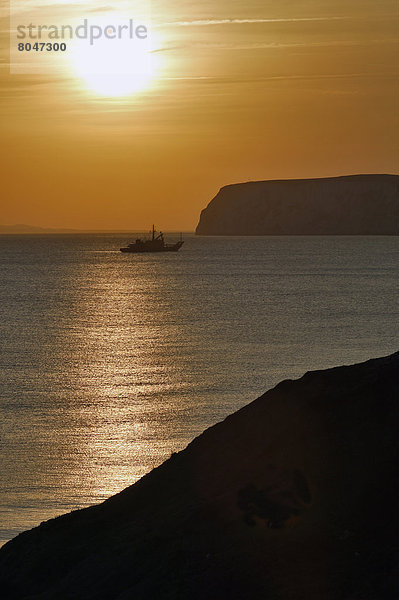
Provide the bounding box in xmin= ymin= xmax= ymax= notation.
xmin=0 ymin=234 xmax=398 ymax=545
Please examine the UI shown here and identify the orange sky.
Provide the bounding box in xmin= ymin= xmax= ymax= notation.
xmin=1 ymin=0 xmax=399 ymax=230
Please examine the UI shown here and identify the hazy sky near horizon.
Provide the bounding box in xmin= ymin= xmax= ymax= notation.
xmin=1 ymin=0 xmax=399 ymax=229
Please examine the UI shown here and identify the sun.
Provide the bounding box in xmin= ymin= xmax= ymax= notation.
xmin=69 ymin=14 xmax=157 ymax=98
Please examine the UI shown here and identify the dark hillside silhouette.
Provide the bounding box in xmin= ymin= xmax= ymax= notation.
xmin=1 ymin=352 xmax=399 ymax=599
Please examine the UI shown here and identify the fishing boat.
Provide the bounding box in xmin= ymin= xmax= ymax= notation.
xmin=120 ymin=226 xmax=184 ymax=253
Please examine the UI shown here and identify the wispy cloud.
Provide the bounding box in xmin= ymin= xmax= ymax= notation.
xmin=151 ymin=38 xmax=399 ymax=54
xmin=163 ymin=73 xmax=395 ymax=83
xmin=158 ymin=16 xmax=372 ymax=28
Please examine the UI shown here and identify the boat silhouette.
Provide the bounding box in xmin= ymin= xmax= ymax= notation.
xmin=120 ymin=225 xmax=184 ymax=253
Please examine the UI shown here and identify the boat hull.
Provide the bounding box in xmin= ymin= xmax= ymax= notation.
xmin=120 ymin=241 xmax=184 ymax=253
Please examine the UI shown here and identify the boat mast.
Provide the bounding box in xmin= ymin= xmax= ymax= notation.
xmin=152 ymin=224 xmax=155 ymax=240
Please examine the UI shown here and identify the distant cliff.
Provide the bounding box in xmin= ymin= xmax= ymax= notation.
xmin=196 ymin=174 xmax=399 ymax=235
xmin=0 ymin=225 xmax=83 ymax=234
xmin=1 ymin=351 xmax=399 ymax=599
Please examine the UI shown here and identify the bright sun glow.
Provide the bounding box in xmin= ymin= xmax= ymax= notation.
xmin=69 ymin=14 xmax=157 ymax=97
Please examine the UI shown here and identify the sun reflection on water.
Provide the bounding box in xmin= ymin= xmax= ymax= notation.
xmin=57 ymin=251 xmax=195 ymax=500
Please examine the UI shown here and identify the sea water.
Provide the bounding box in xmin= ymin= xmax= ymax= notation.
xmin=0 ymin=234 xmax=398 ymax=545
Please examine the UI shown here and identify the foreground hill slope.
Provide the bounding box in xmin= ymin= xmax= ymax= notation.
xmin=195 ymin=174 xmax=399 ymax=235
xmin=1 ymin=352 xmax=399 ymax=599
